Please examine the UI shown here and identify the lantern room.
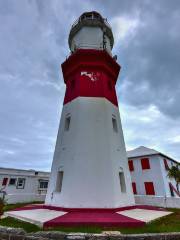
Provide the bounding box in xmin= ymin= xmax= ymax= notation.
xmin=68 ymin=11 xmax=114 ymax=54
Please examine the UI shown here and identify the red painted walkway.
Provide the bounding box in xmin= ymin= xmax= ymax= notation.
xmin=44 ymin=211 xmax=144 ymax=228
xmin=10 ymin=204 xmax=166 ymax=228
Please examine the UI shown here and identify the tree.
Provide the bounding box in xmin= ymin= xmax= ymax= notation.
xmin=167 ymin=164 xmax=180 ymax=194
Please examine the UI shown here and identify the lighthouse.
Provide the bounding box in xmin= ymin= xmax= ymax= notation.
xmin=45 ymin=11 xmax=135 ymax=208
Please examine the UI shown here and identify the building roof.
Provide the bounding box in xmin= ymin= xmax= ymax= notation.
xmin=0 ymin=167 xmax=50 ymax=177
xmin=127 ymin=146 xmax=179 ymax=164
xmin=127 ymin=146 xmax=158 ymax=158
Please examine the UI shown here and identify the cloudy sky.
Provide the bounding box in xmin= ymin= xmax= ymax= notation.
xmin=0 ymin=0 xmax=180 ymax=171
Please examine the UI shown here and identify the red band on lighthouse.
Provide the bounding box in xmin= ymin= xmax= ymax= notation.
xmin=62 ymin=49 xmax=121 ymax=106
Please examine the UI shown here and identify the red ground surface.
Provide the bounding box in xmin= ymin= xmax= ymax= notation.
xmin=10 ymin=204 xmax=165 ymax=228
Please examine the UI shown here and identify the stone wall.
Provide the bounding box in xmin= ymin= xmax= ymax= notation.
xmin=0 ymin=226 xmax=180 ymax=240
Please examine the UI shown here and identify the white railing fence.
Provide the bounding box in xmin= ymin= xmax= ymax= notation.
xmin=4 ymin=193 xmax=46 ymax=204
xmin=135 ymin=195 xmax=180 ymax=208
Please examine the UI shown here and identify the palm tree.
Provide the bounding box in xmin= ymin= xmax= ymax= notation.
xmin=167 ymin=164 xmax=180 ymax=194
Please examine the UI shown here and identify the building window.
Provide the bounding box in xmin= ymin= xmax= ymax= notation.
xmin=132 ymin=182 xmax=137 ymax=194
xmin=2 ymin=177 xmax=8 ymax=186
xmin=144 ymin=182 xmax=155 ymax=195
xmin=9 ymin=178 xmax=17 ymax=186
xmin=169 ymin=183 xmax=175 ymax=197
xmin=119 ymin=172 xmax=126 ymax=193
xmin=128 ymin=160 xmax=134 ymax=171
xmin=141 ymin=158 xmax=150 ymax=170
xmin=112 ymin=116 xmax=118 ymax=133
xmin=164 ymin=159 xmax=169 ymax=170
xmin=39 ymin=180 xmax=48 ymax=189
xmin=16 ymin=178 xmax=26 ymax=189
xmin=65 ymin=116 xmax=71 ymax=131
xmin=56 ymin=171 xmax=64 ymax=192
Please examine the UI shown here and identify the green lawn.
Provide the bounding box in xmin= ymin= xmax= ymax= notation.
xmin=0 ymin=203 xmax=180 ymax=234
xmin=119 ymin=208 xmax=180 ymax=234
xmin=0 ymin=217 xmax=40 ymax=233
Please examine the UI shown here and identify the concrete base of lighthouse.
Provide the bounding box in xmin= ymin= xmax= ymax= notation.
xmin=5 ymin=204 xmax=172 ymax=228
xmin=45 ymin=97 xmax=135 ymax=208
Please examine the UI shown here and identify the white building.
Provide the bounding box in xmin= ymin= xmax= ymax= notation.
xmin=127 ymin=146 xmax=180 ymax=208
xmin=0 ymin=167 xmax=49 ymax=204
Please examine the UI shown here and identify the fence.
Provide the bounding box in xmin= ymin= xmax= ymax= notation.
xmin=135 ymin=195 xmax=180 ymax=208
xmin=3 ymin=193 xmax=46 ymax=204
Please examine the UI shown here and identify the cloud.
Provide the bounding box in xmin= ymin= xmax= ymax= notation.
xmin=120 ymin=103 xmax=180 ymax=161
xmin=168 ymin=136 xmax=180 ymax=144
xmin=111 ymin=16 xmax=140 ymax=45
xmin=0 ymin=148 xmax=15 ymax=155
xmin=116 ymin=1 xmax=180 ymax=119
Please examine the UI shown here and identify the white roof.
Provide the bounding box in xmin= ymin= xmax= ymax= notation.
xmin=127 ymin=146 xmax=180 ymax=164
xmin=0 ymin=167 xmax=50 ymax=177
xmin=127 ymin=146 xmax=179 ymax=164
xmin=127 ymin=146 xmax=161 ymax=158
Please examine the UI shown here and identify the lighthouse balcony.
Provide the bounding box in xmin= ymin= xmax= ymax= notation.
xmin=71 ymin=11 xmax=111 ymax=30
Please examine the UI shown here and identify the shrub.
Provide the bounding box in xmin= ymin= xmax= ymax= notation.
xmin=0 ymin=197 xmax=6 ymax=216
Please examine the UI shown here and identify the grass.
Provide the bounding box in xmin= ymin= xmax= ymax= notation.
xmin=0 ymin=201 xmax=43 ymax=233
xmin=0 ymin=203 xmax=180 ymax=234
xmin=0 ymin=217 xmax=40 ymax=233
xmin=3 ymin=201 xmax=43 ymax=212
xmin=118 ymin=210 xmax=180 ymax=234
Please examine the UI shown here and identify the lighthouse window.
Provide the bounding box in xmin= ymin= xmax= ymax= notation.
xmin=65 ymin=116 xmax=71 ymax=131
xmin=119 ymin=172 xmax=126 ymax=193
xmin=112 ymin=117 xmax=118 ymax=133
xmin=56 ymin=171 xmax=64 ymax=192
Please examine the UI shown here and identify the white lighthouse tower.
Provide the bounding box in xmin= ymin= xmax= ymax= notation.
xmin=45 ymin=11 xmax=135 ymax=208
